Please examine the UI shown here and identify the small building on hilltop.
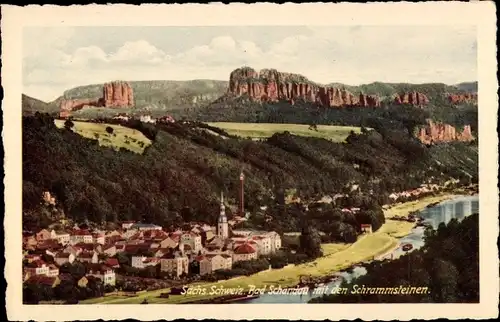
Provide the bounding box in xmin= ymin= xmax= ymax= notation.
xmin=360 ymin=224 xmax=373 ymax=234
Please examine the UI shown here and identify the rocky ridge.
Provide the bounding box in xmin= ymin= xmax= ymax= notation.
xmin=228 ymin=67 xmax=381 ymax=108
xmin=393 ymin=92 xmax=429 ymax=107
xmin=446 ymin=92 xmax=478 ymax=105
xmin=417 ymin=120 xmax=474 ymax=145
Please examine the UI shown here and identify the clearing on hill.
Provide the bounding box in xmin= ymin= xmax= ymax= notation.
xmin=207 ymin=122 xmax=364 ymax=142
xmin=54 ymin=120 xmax=151 ymax=154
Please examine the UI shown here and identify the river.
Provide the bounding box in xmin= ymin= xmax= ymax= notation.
xmin=240 ymin=194 xmax=479 ymax=304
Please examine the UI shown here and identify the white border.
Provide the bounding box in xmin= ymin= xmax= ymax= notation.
xmin=2 ymin=2 xmax=498 ymax=321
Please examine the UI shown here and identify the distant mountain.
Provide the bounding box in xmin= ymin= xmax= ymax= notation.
xmin=21 ymin=72 xmax=478 ymax=125
xmin=454 ymin=81 xmax=478 ymax=93
xmin=325 ymin=82 xmax=467 ymax=102
xmin=22 ymin=94 xmax=59 ymax=115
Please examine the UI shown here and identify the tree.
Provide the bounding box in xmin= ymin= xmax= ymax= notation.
xmin=105 ymin=126 xmax=114 ymax=134
xmin=308 ymin=123 xmax=318 ymax=131
xmin=299 ymin=220 xmax=322 ymax=258
xmin=64 ymin=119 xmax=74 ymax=130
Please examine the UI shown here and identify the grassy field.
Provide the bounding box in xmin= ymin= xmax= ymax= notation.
xmin=54 ymin=120 xmax=151 ymax=154
xmin=206 ymin=122 xmax=364 ymax=142
xmin=81 ymin=193 xmax=457 ymax=304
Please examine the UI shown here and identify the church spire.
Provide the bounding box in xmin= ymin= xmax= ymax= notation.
xmin=219 ymin=191 xmax=226 ymax=216
xmin=217 ymin=190 xmax=228 ymax=239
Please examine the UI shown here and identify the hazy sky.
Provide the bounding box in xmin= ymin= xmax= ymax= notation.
xmin=23 ymin=26 xmax=477 ymax=101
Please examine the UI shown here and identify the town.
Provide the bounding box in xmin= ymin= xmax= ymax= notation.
xmin=22 ymin=190 xmax=282 ymax=302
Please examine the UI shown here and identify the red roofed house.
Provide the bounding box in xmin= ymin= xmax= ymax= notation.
xmin=198 ymin=254 xmax=232 ymax=276
xmin=104 ymin=258 xmax=120 ymax=269
xmin=75 ymin=242 xmax=102 ymax=253
xmin=70 ymin=230 xmax=93 ymax=244
xmin=158 ymin=236 xmax=179 ymax=249
xmin=55 ymin=252 xmax=76 ymax=266
xmin=93 ymin=232 xmax=105 ymax=245
xmin=361 ymin=224 xmax=373 ymax=234
xmin=47 ymin=264 xmax=59 ymax=277
xmin=154 ymin=248 xmax=171 ymax=258
xmin=24 ymin=254 xmax=42 ymax=263
xmin=78 ymin=251 xmax=99 ymax=264
xmin=63 ymin=245 xmax=83 ymax=257
xmin=23 ymin=235 xmax=38 ymax=250
xmin=35 ymin=229 xmax=52 ymax=242
xmin=102 ymin=244 xmax=117 ymax=257
xmin=24 ymin=260 xmax=49 ymax=276
xmin=122 ymin=221 xmax=136 ymax=230
xmin=24 ymin=275 xmax=61 ymax=288
xmin=232 ymin=242 xmax=257 ymax=263
xmin=50 ymin=229 xmax=71 ymax=245
xmin=36 ymin=239 xmax=61 ymax=252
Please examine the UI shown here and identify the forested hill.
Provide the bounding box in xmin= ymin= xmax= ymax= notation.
xmin=23 ymin=113 xmax=478 ymax=232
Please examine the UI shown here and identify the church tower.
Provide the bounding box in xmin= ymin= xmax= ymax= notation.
xmin=217 ymin=191 xmax=229 ymax=239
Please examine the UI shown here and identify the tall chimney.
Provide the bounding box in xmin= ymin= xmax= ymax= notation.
xmin=239 ymin=171 xmax=245 ymax=216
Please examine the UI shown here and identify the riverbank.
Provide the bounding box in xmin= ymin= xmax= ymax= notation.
xmin=81 ymin=193 xmax=460 ymax=304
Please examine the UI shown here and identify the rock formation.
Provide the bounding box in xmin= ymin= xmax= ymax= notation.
xmin=59 ymin=81 xmax=134 ymax=118
xmin=103 ymin=81 xmax=134 ymax=108
xmin=417 ymin=120 xmax=474 ymax=145
xmin=394 ymin=92 xmax=429 ymax=107
xmin=59 ymin=98 xmax=104 ymax=118
xmin=228 ymin=67 xmax=381 ymax=108
xmin=446 ymin=92 xmax=478 ymax=104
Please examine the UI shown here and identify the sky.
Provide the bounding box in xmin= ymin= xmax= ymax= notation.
xmin=22 ymin=26 xmax=477 ymax=102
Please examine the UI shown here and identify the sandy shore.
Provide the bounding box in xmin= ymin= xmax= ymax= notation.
xmin=82 ymin=193 xmax=460 ymax=304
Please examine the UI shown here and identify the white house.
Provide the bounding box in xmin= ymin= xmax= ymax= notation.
xmin=50 ymin=230 xmax=70 ymax=245
xmin=87 ymin=265 xmax=116 ymax=286
xmin=70 ymin=230 xmax=93 ymax=244
xmin=121 ymin=221 xmax=135 ymax=230
xmin=198 ymin=254 xmax=232 ymax=276
xmin=129 ymin=223 xmax=162 ymax=231
xmin=131 ymin=256 xmax=160 ymax=269
xmin=160 ymin=255 xmax=189 ymax=277
xmin=139 ymin=115 xmax=156 ymax=124
xmin=180 ymin=232 xmax=203 ymax=253
xmin=93 ymin=233 xmax=106 ymax=245
xmin=251 ymin=235 xmax=272 ymax=256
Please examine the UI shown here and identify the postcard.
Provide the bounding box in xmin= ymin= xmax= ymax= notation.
xmin=2 ymin=2 xmax=499 ymax=321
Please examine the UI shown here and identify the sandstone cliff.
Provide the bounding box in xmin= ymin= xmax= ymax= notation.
xmin=446 ymin=92 xmax=478 ymax=104
xmin=228 ymin=67 xmax=381 ymax=108
xmin=394 ymin=92 xmax=429 ymax=107
xmin=60 ymin=81 xmax=134 ymax=118
xmin=417 ymin=120 xmax=474 ymax=145
xmin=103 ymin=81 xmax=134 ymax=107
